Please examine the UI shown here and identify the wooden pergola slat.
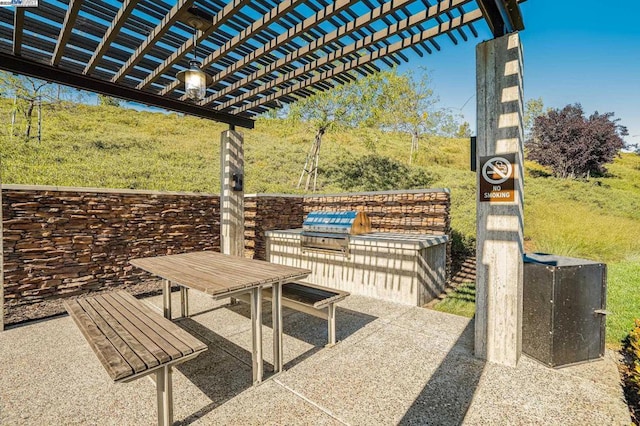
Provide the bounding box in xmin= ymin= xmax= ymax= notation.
xmin=111 ymin=0 xmax=197 ymax=83
xmin=84 ymin=0 xmax=137 ymax=75
xmin=203 ymin=0 xmax=470 ymax=107
xmin=137 ymin=0 xmax=260 ymax=90
xmin=138 ymin=0 xmax=301 ymax=91
xmin=219 ymin=0 xmax=473 ymax=111
xmin=0 ymin=0 xmax=524 ymax=128
xmin=12 ymin=7 xmax=24 ymax=56
xmin=158 ymin=0 xmax=353 ymax=97
xmin=237 ymin=8 xmax=485 ymax=114
xmin=50 ymin=0 xmax=83 ymax=66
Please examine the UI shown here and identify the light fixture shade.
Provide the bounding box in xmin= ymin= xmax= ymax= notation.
xmin=176 ymin=60 xmax=212 ymax=101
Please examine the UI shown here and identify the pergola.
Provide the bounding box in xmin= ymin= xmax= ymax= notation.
xmin=0 ymin=0 xmax=525 ymax=367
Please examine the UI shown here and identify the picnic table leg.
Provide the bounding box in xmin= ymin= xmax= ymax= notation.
xmin=180 ymin=286 xmax=189 ymax=318
xmin=272 ymin=281 xmax=283 ymax=373
xmin=327 ymin=303 xmax=336 ymax=347
xmin=156 ymin=366 xmax=173 ymax=426
xmin=251 ymin=287 xmax=263 ymax=384
xmin=162 ymin=279 xmax=172 ymax=320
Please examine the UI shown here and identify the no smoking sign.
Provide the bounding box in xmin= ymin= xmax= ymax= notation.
xmin=479 ymin=153 xmax=516 ymax=202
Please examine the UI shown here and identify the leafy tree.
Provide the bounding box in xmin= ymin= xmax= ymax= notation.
xmin=527 ymin=103 xmax=627 ymax=178
xmin=371 ymin=68 xmax=459 ymax=164
xmin=325 ymin=154 xmax=435 ymax=192
xmin=524 ymin=97 xmax=544 ymax=138
xmin=0 ymin=72 xmax=81 ymax=141
xmin=288 ymin=74 xmax=374 ymax=191
xmin=97 ymin=95 xmax=122 ymax=107
xmin=456 ymin=121 xmax=472 ymax=138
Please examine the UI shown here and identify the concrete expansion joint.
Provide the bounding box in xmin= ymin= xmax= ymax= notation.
xmin=273 ymin=378 xmax=351 ymax=425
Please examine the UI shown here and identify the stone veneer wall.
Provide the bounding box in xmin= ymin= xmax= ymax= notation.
xmin=2 ymin=187 xmax=450 ymax=308
xmin=2 ymin=185 xmax=220 ymax=305
xmin=303 ymin=189 xmax=450 ymax=235
xmin=244 ymin=194 xmax=304 ymax=260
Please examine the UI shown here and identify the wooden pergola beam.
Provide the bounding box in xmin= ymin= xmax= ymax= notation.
xmin=111 ymin=0 xmax=197 ymax=83
xmin=158 ymin=0 xmax=353 ymax=97
xmin=0 ymin=52 xmax=254 ymax=128
xmin=237 ymin=8 xmax=484 ymax=114
xmin=84 ymin=0 xmax=137 ymax=75
xmin=220 ymin=0 xmax=472 ymax=111
xmin=12 ymin=7 xmax=24 ymax=56
xmin=476 ymin=0 xmax=524 ymax=37
xmin=138 ymin=0 xmax=259 ymax=90
xmin=51 ymin=0 xmax=83 ymax=66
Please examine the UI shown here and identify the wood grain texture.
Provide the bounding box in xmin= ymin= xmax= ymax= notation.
xmin=64 ymin=290 xmax=206 ymax=382
xmin=130 ymin=251 xmax=310 ymax=296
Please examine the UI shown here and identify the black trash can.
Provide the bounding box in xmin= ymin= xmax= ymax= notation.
xmin=522 ymin=253 xmax=607 ymax=367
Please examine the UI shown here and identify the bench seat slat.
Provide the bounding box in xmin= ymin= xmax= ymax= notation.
xmin=64 ymin=300 xmax=134 ymax=381
xmin=98 ymin=293 xmax=182 ymax=363
xmin=65 ymin=291 xmax=208 ymax=383
xmin=91 ymin=294 xmax=172 ymax=364
xmin=82 ymin=297 xmax=157 ymax=373
xmin=113 ymin=291 xmax=206 ymax=354
xmin=283 ymin=282 xmax=349 ymax=309
xmin=107 ymin=292 xmax=197 ymax=359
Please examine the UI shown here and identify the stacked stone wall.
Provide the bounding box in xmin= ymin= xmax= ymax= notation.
xmin=244 ymin=195 xmax=304 ymax=260
xmin=2 ymin=186 xmax=220 ymax=305
xmin=2 ymin=187 xmax=450 ymax=313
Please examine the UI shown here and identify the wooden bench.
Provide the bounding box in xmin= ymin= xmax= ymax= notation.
xmin=235 ymin=281 xmax=349 ymax=347
xmin=64 ymin=290 xmax=207 ymax=426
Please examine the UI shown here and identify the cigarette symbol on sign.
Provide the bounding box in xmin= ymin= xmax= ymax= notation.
xmin=482 ymin=157 xmax=513 ymax=185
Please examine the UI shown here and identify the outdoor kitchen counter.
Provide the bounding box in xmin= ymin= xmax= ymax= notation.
xmin=266 ymin=229 xmax=448 ymax=306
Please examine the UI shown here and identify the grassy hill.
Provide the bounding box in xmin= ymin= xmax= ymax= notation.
xmin=1 ymin=99 xmax=639 ymax=346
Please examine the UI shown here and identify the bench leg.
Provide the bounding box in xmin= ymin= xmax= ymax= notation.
xmin=162 ymin=279 xmax=172 ymax=320
xmin=156 ymin=366 xmax=173 ymax=426
xmin=251 ymin=287 xmax=263 ymax=385
xmin=272 ymin=281 xmax=283 ymax=373
xmin=180 ymin=286 xmax=189 ymax=318
xmin=327 ymin=303 xmax=336 ymax=347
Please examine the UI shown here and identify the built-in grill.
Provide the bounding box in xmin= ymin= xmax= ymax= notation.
xmin=300 ymin=211 xmax=371 ymax=255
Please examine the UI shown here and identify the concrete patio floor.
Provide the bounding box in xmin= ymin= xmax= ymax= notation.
xmin=0 ymin=290 xmax=631 ymax=425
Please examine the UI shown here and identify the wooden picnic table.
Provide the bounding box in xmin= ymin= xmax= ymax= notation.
xmin=130 ymin=251 xmax=310 ymax=384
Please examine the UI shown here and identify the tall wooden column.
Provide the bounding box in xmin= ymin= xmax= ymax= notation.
xmin=220 ymin=128 xmax=244 ymax=257
xmin=0 ymin=168 xmax=3 ymax=331
xmin=475 ymin=32 xmax=524 ymax=366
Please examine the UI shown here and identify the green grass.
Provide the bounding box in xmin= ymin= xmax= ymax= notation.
xmin=607 ymin=259 xmax=640 ymax=346
xmin=433 ymin=258 xmax=640 ymax=348
xmin=432 ymin=282 xmax=476 ymax=318
xmin=2 ymin=98 xmax=639 ymax=347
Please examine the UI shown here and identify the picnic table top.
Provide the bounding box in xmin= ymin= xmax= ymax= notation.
xmin=130 ymin=251 xmax=311 ymax=296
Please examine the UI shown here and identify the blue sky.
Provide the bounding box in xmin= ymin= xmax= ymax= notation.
xmin=399 ymin=0 xmax=640 ymax=144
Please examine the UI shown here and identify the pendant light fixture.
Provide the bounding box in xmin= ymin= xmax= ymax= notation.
xmin=176 ymin=25 xmax=212 ymax=101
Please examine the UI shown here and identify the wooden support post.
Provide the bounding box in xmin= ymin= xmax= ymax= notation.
xmin=272 ymin=281 xmax=283 ymax=373
xmin=475 ymin=32 xmax=524 ymax=367
xmin=162 ymin=279 xmax=172 ymax=320
xmin=220 ymin=128 xmax=244 ymax=256
xmin=251 ymin=286 xmax=263 ymax=384
xmin=155 ymin=366 xmax=173 ymax=426
xmin=0 ymin=163 xmax=3 ymax=332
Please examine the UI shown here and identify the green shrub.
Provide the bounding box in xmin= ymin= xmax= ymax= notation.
xmin=325 ymin=154 xmax=436 ymax=192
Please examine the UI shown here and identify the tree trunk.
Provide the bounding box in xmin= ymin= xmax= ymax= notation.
xmin=409 ymin=131 xmax=418 ymax=165
xmin=306 ymin=128 xmax=324 ymax=192
xmin=24 ymin=102 xmax=35 ymax=139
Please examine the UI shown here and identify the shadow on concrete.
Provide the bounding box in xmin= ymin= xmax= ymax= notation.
xmin=222 ymin=301 xmax=377 ymax=353
xmin=173 ymin=318 xmax=254 ymax=426
xmin=398 ymin=320 xmax=485 ymax=425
